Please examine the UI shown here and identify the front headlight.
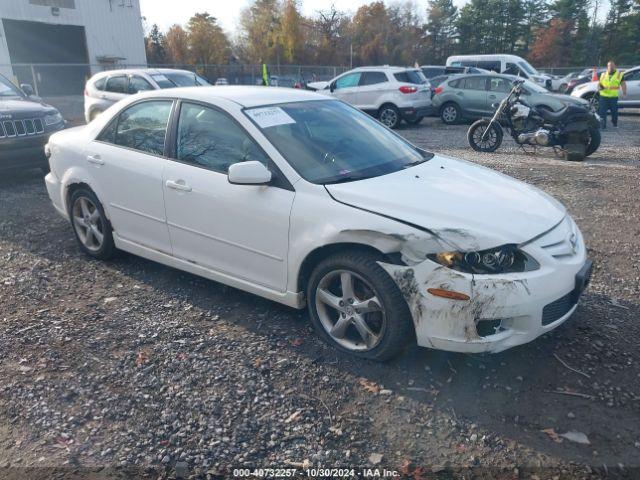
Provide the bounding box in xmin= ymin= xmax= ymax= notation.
xmin=428 ymin=244 xmax=540 ymax=274
xmin=44 ymin=112 xmax=63 ymax=126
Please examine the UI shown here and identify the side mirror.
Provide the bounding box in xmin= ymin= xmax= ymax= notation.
xmin=329 ymin=82 xmax=336 ymax=93
xmin=491 ymin=102 xmax=500 ymax=109
xmin=228 ymin=161 xmax=272 ymax=185
xmin=21 ymin=83 xmax=34 ymax=96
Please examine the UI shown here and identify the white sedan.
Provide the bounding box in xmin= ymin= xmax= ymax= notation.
xmin=44 ymin=86 xmax=592 ymax=360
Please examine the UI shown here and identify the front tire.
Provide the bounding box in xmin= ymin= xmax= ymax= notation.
xmin=585 ymin=127 xmax=601 ymax=157
xmin=68 ymin=188 xmax=116 ymax=260
xmin=307 ymin=251 xmax=414 ymax=361
xmin=378 ymin=104 xmax=401 ymax=129
xmin=468 ymin=119 xmax=503 ymax=152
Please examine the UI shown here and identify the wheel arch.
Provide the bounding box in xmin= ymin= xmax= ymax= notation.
xmin=296 ymin=242 xmax=401 ymax=295
xmin=62 ymin=176 xmax=111 ymax=222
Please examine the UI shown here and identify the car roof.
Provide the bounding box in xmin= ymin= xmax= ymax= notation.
xmin=91 ymin=68 xmax=197 ymax=79
xmin=350 ymin=66 xmax=420 ymax=72
xmin=135 ymin=85 xmax=325 ymax=108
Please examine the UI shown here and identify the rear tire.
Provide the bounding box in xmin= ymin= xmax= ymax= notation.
xmin=585 ymin=127 xmax=601 ymax=157
xmin=467 ymin=119 xmax=503 ymax=152
xmin=307 ymin=251 xmax=414 ymax=361
xmin=440 ymin=102 xmax=461 ymax=124
xmin=378 ymin=104 xmax=401 ymax=129
xmin=68 ymin=188 xmax=116 ymax=260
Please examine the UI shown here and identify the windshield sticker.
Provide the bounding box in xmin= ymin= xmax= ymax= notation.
xmin=246 ymin=107 xmax=296 ymax=128
xmin=151 ymin=74 xmax=169 ymax=82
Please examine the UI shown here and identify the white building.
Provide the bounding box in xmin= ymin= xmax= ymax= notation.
xmin=0 ymin=0 xmax=146 ymax=95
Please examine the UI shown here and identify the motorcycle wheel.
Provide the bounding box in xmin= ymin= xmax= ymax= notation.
xmin=585 ymin=127 xmax=601 ymax=157
xmin=468 ymin=119 xmax=503 ymax=152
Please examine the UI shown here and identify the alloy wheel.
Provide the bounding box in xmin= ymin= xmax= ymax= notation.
xmin=315 ymin=269 xmax=386 ymax=351
xmin=379 ymin=108 xmax=398 ymax=128
xmin=442 ymin=105 xmax=458 ymax=123
xmin=72 ymin=196 xmax=105 ymax=252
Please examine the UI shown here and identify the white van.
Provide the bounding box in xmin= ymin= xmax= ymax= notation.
xmin=446 ymin=54 xmax=552 ymax=89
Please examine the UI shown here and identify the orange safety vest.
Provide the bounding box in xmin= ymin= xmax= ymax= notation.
xmin=599 ymin=70 xmax=623 ymax=98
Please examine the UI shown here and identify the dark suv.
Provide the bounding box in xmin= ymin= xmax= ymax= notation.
xmin=0 ymin=74 xmax=65 ymax=172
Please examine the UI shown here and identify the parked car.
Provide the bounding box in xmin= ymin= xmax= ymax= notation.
xmin=45 ymin=86 xmax=591 ymax=360
xmin=447 ymin=54 xmax=553 ymax=89
xmin=214 ymin=78 xmax=229 ymax=86
xmin=571 ymin=66 xmax=640 ymax=108
xmin=552 ymin=71 xmax=581 ymax=92
xmin=306 ymin=66 xmax=432 ymax=128
xmin=432 ymin=73 xmax=589 ymax=124
xmin=84 ymin=68 xmax=211 ymax=123
xmin=564 ymin=68 xmax=604 ymax=94
xmin=420 ymin=65 xmax=486 ymax=79
xmin=0 ymin=73 xmax=65 ymax=173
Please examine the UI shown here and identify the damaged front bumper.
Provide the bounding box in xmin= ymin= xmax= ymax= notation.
xmin=380 ymin=219 xmax=591 ymax=354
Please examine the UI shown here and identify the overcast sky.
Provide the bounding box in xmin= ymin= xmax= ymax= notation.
xmin=139 ymin=0 xmax=468 ymax=36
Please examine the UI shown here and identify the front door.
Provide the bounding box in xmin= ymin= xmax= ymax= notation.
xmin=162 ymin=102 xmax=294 ymax=292
xmin=87 ymin=99 xmax=174 ymax=254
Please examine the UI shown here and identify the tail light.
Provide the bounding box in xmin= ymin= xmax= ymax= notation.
xmin=434 ymin=86 xmax=443 ymax=95
xmin=399 ymin=85 xmax=418 ymax=94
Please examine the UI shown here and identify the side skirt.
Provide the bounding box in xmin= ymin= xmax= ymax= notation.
xmin=113 ymin=233 xmax=306 ymax=309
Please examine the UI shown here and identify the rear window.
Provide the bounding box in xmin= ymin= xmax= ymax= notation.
xmin=462 ymin=76 xmax=487 ymax=90
xmin=106 ymin=75 xmax=127 ymax=93
xmin=421 ymin=67 xmax=445 ymax=79
xmin=360 ymin=72 xmax=388 ymax=86
xmin=394 ymin=70 xmax=428 ymax=85
xmin=152 ymin=72 xmax=212 ymax=89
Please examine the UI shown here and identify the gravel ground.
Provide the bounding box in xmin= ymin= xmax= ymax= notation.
xmin=0 ymin=112 xmax=639 ymax=479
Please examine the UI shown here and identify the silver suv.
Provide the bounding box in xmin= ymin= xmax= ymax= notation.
xmin=307 ymin=66 xmax=432 ymax=128
xmin=84 ymin=68 xmax=210 ymax=123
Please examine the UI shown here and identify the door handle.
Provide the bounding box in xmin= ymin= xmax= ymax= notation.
xmin=489 ymin=94 xmax=497 ymax=99
xmin=166 ymin=180 xmax=192 ymax=192
xmin=87 ymin=154 xmax=104 ymax=165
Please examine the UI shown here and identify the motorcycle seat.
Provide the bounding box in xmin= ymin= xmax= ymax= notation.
xmin=538 ymin=105 xmax=587 ymax=122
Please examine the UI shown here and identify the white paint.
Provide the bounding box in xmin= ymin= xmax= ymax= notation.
xmin=44 ymin=86 xmax=589 ymax=355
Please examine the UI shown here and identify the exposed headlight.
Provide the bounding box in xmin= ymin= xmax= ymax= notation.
xmin=428 ymin=245 xmax=540 ymax=274
xmin=44 ymin=112 xmax=63 ymax=126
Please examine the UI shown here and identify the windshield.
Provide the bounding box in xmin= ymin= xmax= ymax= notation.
xmin=518 ymin=61 xmax=537 ymax=75
xmin=152 ymin=72 xmax=211 ymax=88
xmin=245 ymin=100 xmax=432 ymax=184
xmin=0 ymin=75 xmax=22 ymax=97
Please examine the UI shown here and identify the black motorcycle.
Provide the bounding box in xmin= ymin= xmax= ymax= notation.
xmin=467 ymin=79 xmax=601 ymax=161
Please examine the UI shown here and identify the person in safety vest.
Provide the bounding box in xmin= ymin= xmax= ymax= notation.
xmin=598 ymin=60 xmax=627 ymax=129
xmin=261 ymin=63 xmax=270 ymax=87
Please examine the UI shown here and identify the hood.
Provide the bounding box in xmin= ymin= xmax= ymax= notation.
xmin=326 ymin=155 xmax=566 ymax=251
xmin=546 ymin=93 xmax=588 ymax=107
xmin=307 ymin=81 xmax=329 ymax=91
xmin=0 ymin=97 xmax=57 ymax=119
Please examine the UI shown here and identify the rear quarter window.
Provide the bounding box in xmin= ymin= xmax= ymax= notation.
xmin=394 ymin=70 xmax=427 ymax=84
xmin=94 ymin=77 xmax=106 ymax=91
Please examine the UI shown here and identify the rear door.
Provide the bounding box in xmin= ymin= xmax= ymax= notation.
xmin=486 ymin=76 xmax=513 ymax=114
xmin=330 ymin=72 xmax=362 ymax=106
xmin=357 ymin=71 xmax=390 ymax=111
xmin=458 ymin=76 xmax=488 ymax=116
xmin=86 ymin=99 xmax=174 ymax=253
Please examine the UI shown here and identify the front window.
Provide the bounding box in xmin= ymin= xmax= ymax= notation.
xmin=177 ymin=102 xmax=268 ymax=173
xmin=245 ymin=100 xmax=431 ymax=184
xmin=522 ymin=79 xmax=548 ymax=93
xmin=0 ymin=75 xmax=23 ymax=97
xmin=335 ymin=73 xmax=361 ymax=90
